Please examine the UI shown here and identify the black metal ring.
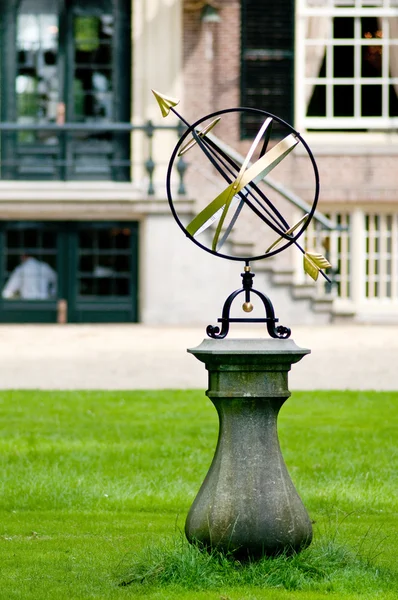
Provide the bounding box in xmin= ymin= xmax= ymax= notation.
xmin=166 ymin=107 xmax=319 ymax=263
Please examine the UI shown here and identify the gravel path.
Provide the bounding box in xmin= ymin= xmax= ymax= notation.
xmin=0 ymin=323 xmax=396 ymax=390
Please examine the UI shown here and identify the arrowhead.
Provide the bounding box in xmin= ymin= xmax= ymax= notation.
xmin=151 ymin=89 xmax=180 ymax=118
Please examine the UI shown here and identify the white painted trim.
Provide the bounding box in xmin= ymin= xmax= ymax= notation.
xmin=300 ymin=8 xmax=398 ymax=17
xmin=295 ymin=130 xmax=398 ymax=150
xmin=303 ymin=117 xmax=398 ymax=128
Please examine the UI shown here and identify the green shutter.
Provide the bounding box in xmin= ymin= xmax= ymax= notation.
xmin=241 ymin=0 xmax=294 ymax=137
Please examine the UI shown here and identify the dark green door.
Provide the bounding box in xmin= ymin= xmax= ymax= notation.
xmin=0 ymin=221 xmax=139 ymax=323
xmin=0 ymin=0 xmax=131 ymax=180
xmin=68 ymin=222 xmax=138 ymax=322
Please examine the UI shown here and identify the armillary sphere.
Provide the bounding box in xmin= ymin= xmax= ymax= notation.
xmin=152 ymin=89 xmax=332 ymax=339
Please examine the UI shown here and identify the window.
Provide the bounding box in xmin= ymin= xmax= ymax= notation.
xmin=297 ymin=0 xmax=398 ymax=130
xmin=0 ymin=0 xmax=131 ymax=180
xmin=241 ymin=0 xmax=398 ymax=133
xmin=241 ymin=0 xmax=294 ymax=137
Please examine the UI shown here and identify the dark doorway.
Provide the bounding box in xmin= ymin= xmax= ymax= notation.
xmin=0 ymin=221 xmax=139 ymax=322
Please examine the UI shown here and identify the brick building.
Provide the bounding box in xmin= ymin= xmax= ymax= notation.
xmin=0 ymin=0 xmax=397 ymax=324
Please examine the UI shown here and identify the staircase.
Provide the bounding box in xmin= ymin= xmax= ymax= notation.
xmin=229 ymin=230 xmax=335 ymax=324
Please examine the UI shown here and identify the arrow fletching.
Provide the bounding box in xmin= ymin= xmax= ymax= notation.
xmin=304 ymin=251 xmax=332 ymax=281
xmin=178 ymin=118 xmax=221 ymax=156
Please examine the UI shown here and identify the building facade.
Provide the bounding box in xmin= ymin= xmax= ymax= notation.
xmin=0 ymin=0 xmax=397 ymax=324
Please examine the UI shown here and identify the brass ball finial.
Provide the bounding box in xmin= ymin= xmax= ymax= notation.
xmin=242 ymin=302 xmax=253 ymax=313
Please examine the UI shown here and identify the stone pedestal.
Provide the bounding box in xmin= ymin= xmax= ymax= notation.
xmin=186 ymin=338 xmax=312 ymax=559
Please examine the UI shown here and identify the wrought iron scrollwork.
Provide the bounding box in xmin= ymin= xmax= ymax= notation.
xmin=207 ymin=266 xmax=291 ymax=340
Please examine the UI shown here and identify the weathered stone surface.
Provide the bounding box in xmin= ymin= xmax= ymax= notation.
xmin=185 ymin=338 xmax=312 ymax=559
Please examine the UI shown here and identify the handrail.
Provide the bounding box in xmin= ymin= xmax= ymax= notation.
xmin=208 ymin=132 xmax=347 ymax=232
xmin=0 ymin=120 xmax=185 ymax=195
xmin=0 ymin=121 xmax=346 ymax=233
xmin=0 ymin=121 xmax=178 ymax=132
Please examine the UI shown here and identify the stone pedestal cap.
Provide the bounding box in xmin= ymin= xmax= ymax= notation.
xmin=188 ymin=338 xmax=310 ymax=369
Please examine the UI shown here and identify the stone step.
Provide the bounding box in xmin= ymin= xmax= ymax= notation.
xmin=272 ymin=268 xmax=295 ymax=286
xmin=292 ymin=283 xmax=316 ymax=300
xmin=312 ymin=297 xmax=334 ymax=313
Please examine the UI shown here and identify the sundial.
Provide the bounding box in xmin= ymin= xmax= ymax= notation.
xmin=152 ymin=93 xmax=325 ymax=558
xmin=152 ymin=90 xmax=331 ymax=339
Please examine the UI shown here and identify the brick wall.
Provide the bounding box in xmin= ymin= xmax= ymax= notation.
xmin=183 ymin=1 xmax=240 ymax=144
xmin=181 ymin=1 xmax=398 ymax=221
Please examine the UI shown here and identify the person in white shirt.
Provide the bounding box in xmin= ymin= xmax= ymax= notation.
xmin=2 ymin=254 xmax=57 ymax=300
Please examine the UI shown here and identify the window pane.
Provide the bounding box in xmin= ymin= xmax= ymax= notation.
xmin=110 ymin=227 xmax=131 ymax=249
xmin=97 ymin=228 xmax=113 ymax=248
xmin=389 ymin=85 xmax=398 ymax=116
xmin=334 ymin=85 xmax=354 ymax=116
xmin=79 ymin=254 xmax=95 ymax=272
xmin=362 ymin=45 xmax=382 ymax=77
xmin=361 ymin=85 xmax=382 ymax=116
xmin=306 ymin=84 xmax=326 ymax=116
xmin=334 ymin=17 xmax=354 ymax=39
xmin=16 ymin=0 xmax=60 ymax=132
xmin=334 ymin=46 xmax=354 ymax=77
xmin=73 ymin=12 xmax=114 ymax=122
xmin=362 ymin=17 xmax=382 ymax=77
xmin=77 ymin=227 xmax=131 ymax=297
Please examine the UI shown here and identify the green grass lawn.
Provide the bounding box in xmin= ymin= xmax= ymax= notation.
xmin=0 ymin=389 xmax=397 ymax=599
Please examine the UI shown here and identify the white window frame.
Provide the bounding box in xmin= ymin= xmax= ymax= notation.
xmin=295 ymin=0 xmax=398 ymax=131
